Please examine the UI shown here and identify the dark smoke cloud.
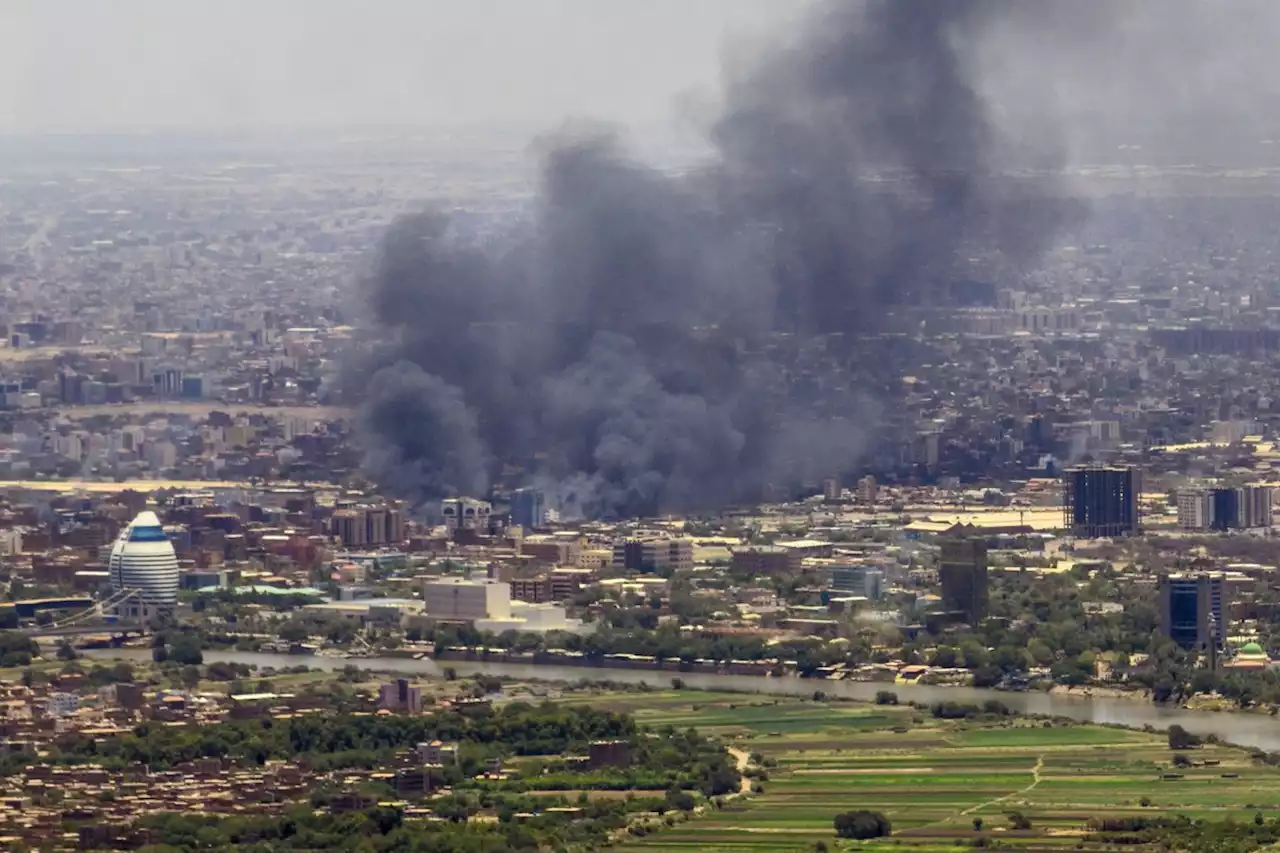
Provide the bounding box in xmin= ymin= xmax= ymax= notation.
xmin=356 ymin=0 xmax=1080 ymax=518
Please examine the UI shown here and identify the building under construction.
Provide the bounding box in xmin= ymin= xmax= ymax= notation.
xmin=1063 ymin=466 xmax=1140 ymax=538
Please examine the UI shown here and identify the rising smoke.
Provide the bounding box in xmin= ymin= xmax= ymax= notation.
xmin=355 ymin=0 xmax=1081 ymax=519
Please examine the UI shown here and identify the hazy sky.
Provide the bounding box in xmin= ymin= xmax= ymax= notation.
xmin=0 ymin=0 xmax=800 ymax=133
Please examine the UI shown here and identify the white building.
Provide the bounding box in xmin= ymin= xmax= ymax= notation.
xmin=422 ymin=574 xmax=511 ymax=621
xmin=108 ymin=511 xmax=180 ymax=618
xmin=475 ymin=602 xmax=592 ymax=636
xmin=1177 ymin=490 xmax=1212 ymax=530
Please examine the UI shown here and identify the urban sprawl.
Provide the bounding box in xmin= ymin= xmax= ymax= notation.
xmin=5 ymin=140 xmax=1280 ymax=849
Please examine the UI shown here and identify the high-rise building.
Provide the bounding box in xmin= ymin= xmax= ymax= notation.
xmin=1159 ymin=572 xmax=1225 ymax=651
xmin=1064 ymin=466 xmax=1140 ymax=538
xmin=108 ymin=511 xmax=179 ymax=618
xmin=441 ymin=498 xmax=491 ymax=533
xmin=510 ymin=488 xmax=548 ymax=530
xmin=857 ymin=476 xmax=879 ymax=505
xmin=1176 ymin=489 xmax=1213 ymax=531
xmin=938 ymin=528 xmax=988 ymax=624
xmin=330 ymin=509 xmax=368 ymax=547
xmin=822 ymin=477 xmax=842 ymax=502
xmin=1177 ymin=485 xmax=1273 ymax=531
xmin=1236 ymin=484 xmax=1273 ymax=529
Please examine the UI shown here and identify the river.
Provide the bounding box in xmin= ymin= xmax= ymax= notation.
xmin=85 ymin=648 xmax=1280 ymax=752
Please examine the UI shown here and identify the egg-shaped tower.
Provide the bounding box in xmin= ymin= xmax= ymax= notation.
xmin=109 ymin=511 xmax=179 ymax=608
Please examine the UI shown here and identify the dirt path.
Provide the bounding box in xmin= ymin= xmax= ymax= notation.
xmin=729 ymin=748 xmax=753 ymax=795
xmin=962 ymin=753 xmax=1044 ymax=816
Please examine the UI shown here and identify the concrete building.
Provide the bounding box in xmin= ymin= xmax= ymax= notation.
xmin=857 ymin=476 xmax=879 ymax=504
xmin=46 ymin=693 xmax=79 ymax=716
xmin=1064 ymin=466 xmax=1140 ymax=538
xmin=474 ymin=600 xmax=588 ymax=635
xmin=442 ymin=498 xmax=491 ymax=533
xmin=330 ymin=505 xmax=404 ymax=548
xmin=937 ymin=527 xmax=988 ymax=624
xmin=612 ymin=538 xmax=693 ymax=574
xmin=378 ymin=679 xmax=424 ymax=713
xmin=422 ymin=575 xmax=512 ymax=622
xmin=822 ymin=476 xmax=842 ymax=501
xmin=1160 ymin=572 xmax=1226 ymax=652
xmin=831 ymin=565 xmax=884 ymax=600
xmin=417 ymin=741 xmax=458 ymax=765
xmin=510 ymin=576 xmax=552 ymax=603
xmin=1177 ymin=489 xmax=1213 ymax=531
xmin=1178 ymin=485 xmax=1273 ymax=531
xmin=730 ymin=546 xmax=801 ymax=577
xmin=1236 ymin=484 xmax=1273 ymax=529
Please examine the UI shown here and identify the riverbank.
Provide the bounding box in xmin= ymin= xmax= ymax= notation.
xmin=1048 ymin=683 xmax=1151 ymax=701
xmin=83 ymin=648 xmax=1280 ymax=753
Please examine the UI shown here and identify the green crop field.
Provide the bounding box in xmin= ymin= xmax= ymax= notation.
xmin=567 ymin=689 xmax=1280 ymax=853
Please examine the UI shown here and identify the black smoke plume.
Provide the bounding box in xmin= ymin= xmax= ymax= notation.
xmin=356 ymin=0 xmax=1078 ymax=518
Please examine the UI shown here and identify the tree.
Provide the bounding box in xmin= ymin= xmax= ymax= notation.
xmin=278 ymin=621 xmax=311 ymax=643
xmin=170 ymin=633 xmax=204 ymax=666
xmin=1026 ymin=639 xmax=1055 ymax=666
xmin=1007 ymin=811 xmax=1032 ymax=831
xmin=665 ymin=786 xmax=696 ymax=812
xmin=180 ymin=665 xmax=202 ymax=690
xmin=874 ymin=690 xmax=899 ymax=706
xmin=834 ymin=810 xmax=891 ymax=840
xmin=55 ymin=639 xmax=78 ymax=661
xmin=973 ymin=817 xmax=984 ymax=831
xmin=1167 ymin=724 xmax=1199 ymax=750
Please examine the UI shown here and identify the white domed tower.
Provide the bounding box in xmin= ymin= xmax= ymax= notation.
xmin=109 ymin=511 xmax=179 ymax=617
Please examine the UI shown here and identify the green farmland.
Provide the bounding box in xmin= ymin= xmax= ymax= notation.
xmin=570 ymin=688 xmax=1280 ymax=853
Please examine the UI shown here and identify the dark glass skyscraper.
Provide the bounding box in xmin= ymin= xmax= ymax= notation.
xmin=509 ymin=488 xmax=547 ymax=530
xmin=1159 ymin=573 xmax=1225 ymax=651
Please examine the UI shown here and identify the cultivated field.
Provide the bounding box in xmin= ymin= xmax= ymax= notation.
xmin=572 ymin=688 xmax=1280 ymax=853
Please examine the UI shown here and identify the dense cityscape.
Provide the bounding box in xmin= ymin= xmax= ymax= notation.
xmin=12 ymin=1 xmax=1280 ymax=851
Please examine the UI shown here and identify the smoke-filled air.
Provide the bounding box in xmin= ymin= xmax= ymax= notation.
xmin=355 ymin=0 xmax=1086 ymax=519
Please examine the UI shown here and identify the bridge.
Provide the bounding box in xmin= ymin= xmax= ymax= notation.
xmin=28 ymin=623 xmax=145 ymax=640
xmin=22 ymin=588 xmax=149 ymax=639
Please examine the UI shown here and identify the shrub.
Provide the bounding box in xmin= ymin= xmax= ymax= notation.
xmin=834 ymin=810 xmax=892 ymax=839
xmin=1167 ymin=724 xmax=1199 ymax=750
xmin=875 ymin=690 xmax=899 ymax=706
